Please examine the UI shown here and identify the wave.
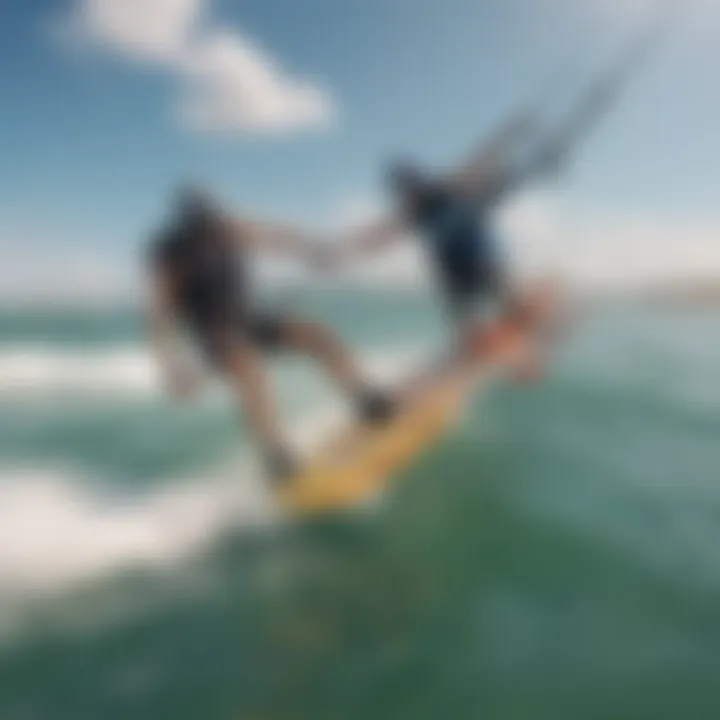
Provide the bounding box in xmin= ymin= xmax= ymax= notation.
xmin=0 ymin=344 xmax=159 ymax=398
xmin=0 ymin=343 xmax=428 ymax=599
xmin=0 ymin=341 xmax=430 ymax=400
xmin=0 ymin=399 xmax=379 ymax=598
xmin=0 ymin=464 xmax=278 ymax=597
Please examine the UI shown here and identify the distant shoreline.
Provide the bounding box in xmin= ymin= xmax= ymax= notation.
xmin=3 ymin=279 xmax=720 ymax=316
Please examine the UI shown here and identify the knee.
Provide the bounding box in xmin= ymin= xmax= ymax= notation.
xmin=222 ymin=343 xmax=260 ymax=380
xmin=290 ymin=322 xmax=339 ymax=356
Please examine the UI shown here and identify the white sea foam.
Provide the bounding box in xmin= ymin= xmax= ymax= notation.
xmin=0 ymin=341 xmax=429 ymax=400
xmin=0 ymin=465 xmax=277 ymax=596
xmin=0 ymin=344 xmax=159 ymax=398
xmin=0 ymin=343 xmax=428 ymax=592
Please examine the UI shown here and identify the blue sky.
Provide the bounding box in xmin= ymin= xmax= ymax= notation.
xmin=1 ymin=0 xmax=719 ymax=300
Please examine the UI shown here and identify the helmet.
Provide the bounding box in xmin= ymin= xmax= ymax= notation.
xmin=386 ymin=159 xmax=424 ymax=195
xmin=174 ymin=184 xmax=218 ymax=223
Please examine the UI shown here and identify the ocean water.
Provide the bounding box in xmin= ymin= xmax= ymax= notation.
xmin=1 ymin=291 xmax=720 ymax=719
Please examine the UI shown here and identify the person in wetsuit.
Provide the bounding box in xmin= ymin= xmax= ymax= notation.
xmin=386 ymin=161 xmax=509 ymax=325
xmin=147 ymin=188 xmax=394 ymax=481
xmin=329 ymin=57 xmax=631 ymax=362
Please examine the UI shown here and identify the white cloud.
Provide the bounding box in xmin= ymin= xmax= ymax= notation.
xmin=69 ymin=0 xmax=200 ymax=61
xmin=500 ymin=192 xmax=720 ymax=288
xmin=64 ymin=0 xmax=337 ymax=136
xmin=179 ymin=31 xmax=335 ymax=134
xmin=299 ymin=191 xmax=720 ymax=290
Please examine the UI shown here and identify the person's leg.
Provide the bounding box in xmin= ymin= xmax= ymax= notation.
xmin=454 ymin=284 xmax=547 ymax=381
xmin=282 ymin=320 xmax=366 ymax=395
xmin=505 ymin=279 xmax=565 ymax=383
xmin=450 ymin=280 xmax=528 ymax=369
xmin=219 ymin=339 xmax=296 ymax=479
xmin=251 ymin=316 xmax=396 ymax=422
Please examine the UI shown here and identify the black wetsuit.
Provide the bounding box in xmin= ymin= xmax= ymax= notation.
xmin=406 ymin=182 xmax=504 ymax=318
xmin=150 ymin=211 xmax=289 ymax=367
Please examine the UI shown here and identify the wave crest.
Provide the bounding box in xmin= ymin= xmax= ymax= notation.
xmin=0 ymin=344 xmax=159 ymax=398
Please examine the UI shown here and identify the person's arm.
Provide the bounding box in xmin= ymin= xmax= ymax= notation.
xmin=470 ymin=71 xmax=623 ymax=206
xmin=488 ymin=28 xmax=661 ymax=201
xmin=332 ymin=214 xmax=408 ymax=264
xmin=449 ymin=111 xmax=543 ymax=199
xmin=525 ymin=73 xmax=621 ymax=181
xmin=226 ymin=214 xmax=327 ymax=265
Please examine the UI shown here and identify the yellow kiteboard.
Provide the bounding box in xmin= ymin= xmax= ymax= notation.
xmin=276 ymin=365 xmax=479 ymax=516
xmin=276 ymin=281 xmax=562 ymax=517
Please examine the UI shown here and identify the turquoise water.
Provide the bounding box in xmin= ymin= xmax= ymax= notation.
xmin=1 ymin=294 xmax=720 ymax=719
